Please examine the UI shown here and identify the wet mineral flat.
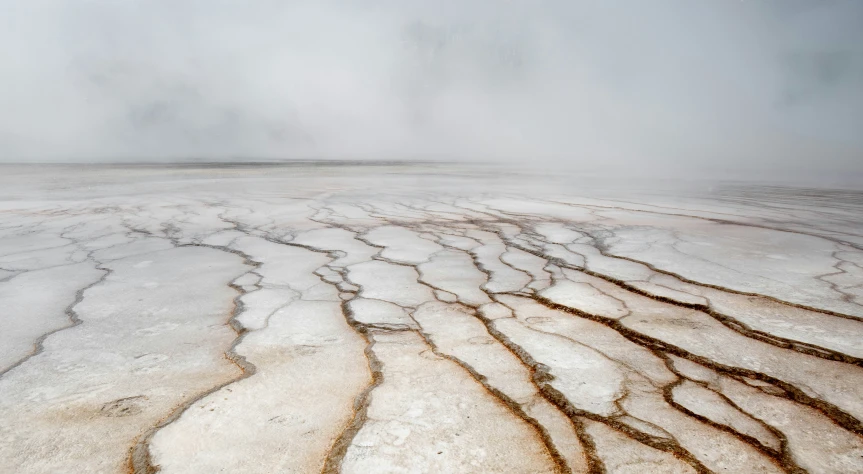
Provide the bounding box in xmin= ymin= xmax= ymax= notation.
xmin=1 ymin=163 xmax=862 ymax=474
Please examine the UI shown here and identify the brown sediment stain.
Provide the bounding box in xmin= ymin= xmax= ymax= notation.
xmin=101 ymin=396 xmax=148 ymax=418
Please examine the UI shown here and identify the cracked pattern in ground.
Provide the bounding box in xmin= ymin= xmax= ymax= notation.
xmin=1 ymin=164 xmax=862 ymax=474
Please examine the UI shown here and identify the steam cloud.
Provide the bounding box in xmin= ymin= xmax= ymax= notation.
xmin=1 ymin=0 xmax=861 ymax=179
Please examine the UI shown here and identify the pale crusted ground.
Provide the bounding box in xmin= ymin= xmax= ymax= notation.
xmin=1 ymin=163 xmax=862 ymax=473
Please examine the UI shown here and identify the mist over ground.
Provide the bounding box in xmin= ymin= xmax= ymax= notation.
xmin=1 ymin=1 xmax=861 ymax=181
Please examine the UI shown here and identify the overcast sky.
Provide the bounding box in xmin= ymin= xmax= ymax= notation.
xmin=1 ymin=0 xmax=861 ymax=177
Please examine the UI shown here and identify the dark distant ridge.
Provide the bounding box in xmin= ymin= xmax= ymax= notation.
xmin=0 ymin=159 xmax=456 ymax=169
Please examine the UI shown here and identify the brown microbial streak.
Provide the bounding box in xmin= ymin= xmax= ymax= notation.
xmin=469 ymin=307 xmax=606 ymax=474
xmin=484 ymin=295 xmax=718 ymax=474
xmin=506 ymin=294 xmax=790 ymax=472
xmin=243 ymin=243 xmax=382 ymax=474
xmin=324 ymin=249 xmax=570 ymax=473
xmin=128 ymin=226 xmax=368 ymax=473
xmin=541 ymin=197 xmax=863 ymax=253
xmin=0 ymin=262 xmax=111 ymax=380
xmin=350 ymin=230 xmax=597 ymax=473
xmin=658 ymin=354 xmax=808 ymax=474
xmin=319 ymin=302 xmax=383 ymax=474
xmin=312 ymin=209 xmax=863 ymax=455
xmin=407 ymin=306 xmax=573 ymax=474
xmin=313 ymin=252 xmax=397 ymax=474
xmin=460 ymin=202 xmax=863 ymax=323
xmin=429 ymin=229 xmax=719 ymax=474
xmin=422 ymin=236 xmax=603 ymax=473
xmin=343 ymin=227 xmax=575 ymax=473
xmin=587 ymin=236 xmax=863 ymax=323
xmin=129 ymin=243 xmax=262 ymax=474
xmin=528 ymin=294 xmax=863 ymax=437
xmin=470 ymin=220 xmax=859 ymax=370
xmin=506 ymin=236 xmax=863 ymax=368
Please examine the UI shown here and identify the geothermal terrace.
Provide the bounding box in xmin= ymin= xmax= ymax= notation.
xmin=0 ymin=163 xmax=861 ymax=473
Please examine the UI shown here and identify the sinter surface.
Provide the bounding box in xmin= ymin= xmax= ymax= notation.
xmin=1 ymin=164 xmax=862 ymax=473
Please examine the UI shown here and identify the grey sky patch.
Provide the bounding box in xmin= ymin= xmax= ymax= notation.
xmin=0 ymin=0 xmax=861 ymax=180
